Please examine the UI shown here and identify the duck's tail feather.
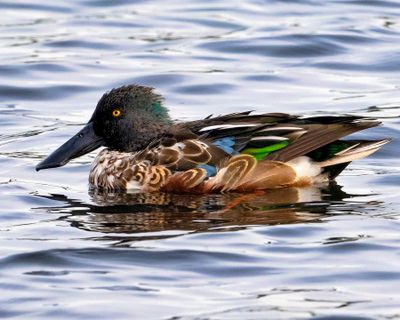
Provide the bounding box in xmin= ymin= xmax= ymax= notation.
xmin=318 ymin=139 xmax=390 ymax=170
xmin=322 ymin=162 xmax=351 ymax=180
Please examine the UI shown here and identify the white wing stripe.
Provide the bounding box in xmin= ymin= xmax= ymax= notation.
xmin=199 ymin=124 xmax=258 ymax=132
xmin=250 ymin=136 xmax=288 ymax=141
xmin=258 ymin=126 xmax=303 ymax=132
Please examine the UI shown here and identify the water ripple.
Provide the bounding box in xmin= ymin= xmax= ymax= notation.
xmin=0 ymin=0 xmax=400 ymax=319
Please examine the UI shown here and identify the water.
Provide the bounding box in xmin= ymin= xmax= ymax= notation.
xmin=1 ymin=0 xmax=400 ymax=319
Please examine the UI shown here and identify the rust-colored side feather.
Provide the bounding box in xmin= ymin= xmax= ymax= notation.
xmin=162 ymin=168 xmax=207 ymax=193
xmin=205 ymin=154 xmax=257 ymax=192
xmin=142 ymin=165 xmax=171 ymax=192
xmin=180 ymin=140 xmax=212 ymax=164
xmin=238 ymin=161 xmax=297 ymax=191
xmin=202 ymin=156 xmax=299 ymax=193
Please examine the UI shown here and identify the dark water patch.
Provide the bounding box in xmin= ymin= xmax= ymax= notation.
xmin=370 ymin=26 xmax=400 ymax=36
xmin=0 ymin=1 xmax=73 ymax=13
xmin=13 ymin=193 xmax=65 ymax=207
xmin=314 ymin=58 xmax=400 ymax=72
xmin=262 ymin=33 xmax=378 ymax=45
xmin=321 ymin=240 xmax=394 ymax=253
xmin=312 ymin=316 xmax=375 ymax=320
xmin=372 ymin=173 xmax=400 ymax=186
xmin=199 ymin=37 xmax=346 ymax=58
xmin=178 ymin=5 xmax=240 ymax=14
xmin=0 ymin=247 xmax=261 ymax=273
xmin=173 ymin=83 xmax=235 ymax=94
xmin=191 ymin=55 xmax=236 ymax=62
xmin=0 ymin=309 xmax=27 ymax=319
xmin=0 ymin=129 xmax=50 ymax=145
xmin=322 ymin=235 xmax=370 ymax=244
xmin=44 ymin=40 xmax=115 ymax=50
xmin=127 ymin=53 xmax=174 ymax=60
xmin=72 ymin=19 xmax=144 ymax=29
xmin=120 ymin=74 xmax=187 ymax=87
xmin=257 ymin=0 xmax=322 ymax=3
xmin=24 ymin=270 xmax=108 ymax=276
xmin=0 ymin=65 xmax=27 ymax=76
xmin=168 ymin=17 xmax=245 ymax=31
xmin=0 ymin=84 xmax=93 ymax=101
xmin=257 ymin=225 xmax=325 ymax=238
xmin=37 ymin=308 xmax=106 ymax=320
xmin=80 ymin=0 xmax=150 ymax=7
xmin=25 ymin=63 xmax=74 ymax=73
xmin=301 ymin=270 xmax=400 ymax=283
xmin=242 ymin=74 xmax=291 ymax=82
xmin=89 ymin=285 xmax=157 ymax=292
xmin=25 ymin=270 xmax=69 ymax=276
xmin=334 ymin=0 xmax=400 ymax=8
xmin=0 ymin=250 xmax=84 ymax=269
xmin=0 ymin=281 xmax=28 ymax=291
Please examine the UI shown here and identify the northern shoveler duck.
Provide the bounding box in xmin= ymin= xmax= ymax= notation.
xmin=36 ymin=84 xmax=390 ymax=193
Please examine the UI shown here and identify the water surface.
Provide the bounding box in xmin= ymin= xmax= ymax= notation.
xmin=1 ymin=0 xmax=400 ymax=319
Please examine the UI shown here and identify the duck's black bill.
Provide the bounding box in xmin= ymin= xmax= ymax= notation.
xmin=36 ymin=122 xmax=104 ymax=171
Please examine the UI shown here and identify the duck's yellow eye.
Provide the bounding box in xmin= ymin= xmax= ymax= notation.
xmin=112 ymin=109 xmax=121 ymax=117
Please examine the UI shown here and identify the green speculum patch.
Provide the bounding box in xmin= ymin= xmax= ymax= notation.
xmin=241 ymin=141 xmax=289 ymax=161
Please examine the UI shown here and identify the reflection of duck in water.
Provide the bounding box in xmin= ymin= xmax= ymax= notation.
xmin=36 ymin=85 xmax=389 ymax=193
xmin=35 ymin=183 xmax=355 ymax=237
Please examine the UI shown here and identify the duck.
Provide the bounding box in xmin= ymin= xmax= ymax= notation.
xmin=36 ymin=84 xmax=390 ymax=193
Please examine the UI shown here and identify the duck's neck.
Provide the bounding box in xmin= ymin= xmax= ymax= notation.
xmin=128 ymin=101 xmax=172 ymax=151
xmin=125 ymin=121 xmax=169 ymax=152
xmin=110 ymin=113 xmax=171 ymax=153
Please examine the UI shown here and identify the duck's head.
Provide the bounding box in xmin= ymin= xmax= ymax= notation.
xmin=36 ymin=84 xmax=171 ymax=171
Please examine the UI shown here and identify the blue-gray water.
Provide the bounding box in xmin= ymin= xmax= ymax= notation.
xmin=1 ymin=0 xmax=400 ymax=319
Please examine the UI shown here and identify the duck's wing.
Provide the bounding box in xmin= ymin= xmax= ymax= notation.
xmin=181 ymin=112 xmax=382 ymax=162
xmin=129 ymin=113 xmax=385 ymax=191
xmin=133 ymin=112 xmax=301 ymax=172
xmin=133 ymin=113 xmax=383 ymax=170
xmin=182 ymin=112 xmax=298 ymax=151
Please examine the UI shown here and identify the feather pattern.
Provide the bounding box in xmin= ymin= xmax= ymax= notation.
xmin=88 ymin=112 xmax=389 ymax=193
